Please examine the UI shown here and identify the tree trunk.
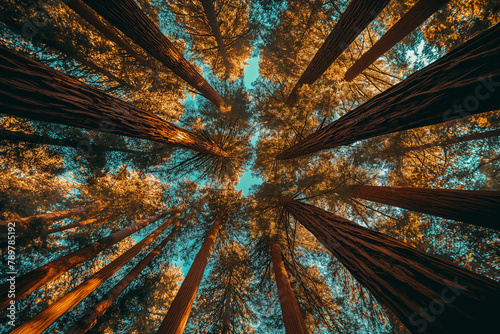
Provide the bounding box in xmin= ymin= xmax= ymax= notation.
xmin=81 ymin=0 xmax=228 ymax=111
xmin=345 ymin=0 xmax=451 ymax=81
xmin=200 ymin=0 xmax=231 ymax=79
xmin=277 ymin=22 xmax=500 ymax=159
xmin=344 ymin=185 xmax=500 ymax=231
xmin=11 ymin=212 xmax=175 ymax=334
xmin=270 ymin=237 xmax=309 ymax=334
xmin=220 ymin=287 xmax=232 ymax=334
xmin=157 ymin=215 xmax=223 ymax=334
xmin=279 ymin=198 xmax=500 ymax=334
xmin=47 ymin=214 xmax=112 ymax=234
xmin=66 ymin=225 xmax=181 ymax=334
xmin=286 ymin=0 xmax=390 ymax=106
xmin=66 ymin=0 xmax=151 ymax=67
xmin=0 ymin=46 xmax=227 ymax=157
xmin=0 ymin=208 xmax=179 ymax=310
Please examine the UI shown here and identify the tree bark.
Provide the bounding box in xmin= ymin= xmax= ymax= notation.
xmin=66 ymin=0 xmax=151 ymax=67
xmin=0 ymin=208 xmax=179 ymax=310
xmin=81 ymin=0 xmax=228 ymax=111
xmin=344 ymin=0 xmax=451 ymax=81
xmin=286 ymin=0 xmax=390 ymax=106
xmin=270 ymin=237 xmax=309 ymax=334
xmin=0 ymin=45 xmax=228 ymax=157
xmin=11 ymin=212 xmax=175 ymax=334
xmin=220 ymin=287 xmax=232 ymax=334
xmin=157 ymin=215 xmax=223 ymax=334
xmin=345 ymin=185 xmax=500 ymax=231
xmin=47 ymin=214 xmax=112 ymax=234
xmin=279 ymin=197 xmax=500 ymax=334
xmin=66 ymin=225 xmax=181 ymax=334
xmin=200 ymin=0 xmax=231 ymax=79
xmin=277 ymin=23 xmax=500 ymax=159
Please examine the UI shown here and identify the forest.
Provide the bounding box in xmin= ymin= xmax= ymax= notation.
xmin=0 ymin=0 xmax=500 ymax=333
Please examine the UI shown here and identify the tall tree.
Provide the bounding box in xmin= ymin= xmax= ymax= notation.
xmin=81 ymin=0 xmax=228 ymax=110
xmin=285 ymin=0 xmax=390 ymax=106
xmin=277 ymin=22 xmax=500 ymax=159
xmin=0 ymin=44 xmax=228 ymax=157
xmin=342 ymin=185 xmax=500 ymax=231
xmin=279 ymin=197 xmax=500 ymax=334
xmin=157 ymin=215 xmax=223 ymax=334
xmin=47 ymin=214 xmax=112 ymax=234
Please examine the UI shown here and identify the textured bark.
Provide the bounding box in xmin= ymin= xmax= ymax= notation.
xmin=47 ymin=214 xmax=112 ymax=234
xmin=157 ymin=215 xmax=223 ymax=334
xmin=286 ymin=0 xmax=390 ymax=106
xmin=345 ymin=0 xmax=451 ymax=81
xmin=66 ymin=0 xmax=151 ymax=67
xmin=280 ymin=198 xmax=500 ymax=334
xmin=0 ymin=208 xmax=179 ymax=310
xmin=0 ymin=45 xmax=228 ymax=157
xmin=200 ymin=0 xmax=231 ymax=78
xmin=11 ymin=214 xmax=175 ymax=334
xmin=220 ymin=287 xmax=232 ymax=334
xmin=66 ymin=226 xmax=180 ymax=334
xmin=81 ymin=0 xmax=228 ymax=110
xmin=277 ymin=23 xmax=500 ymax=159
xmin=270 ymin=238 xmax=309 ymax=334
xmin=345 ymin=185 xmax=500 ymax=231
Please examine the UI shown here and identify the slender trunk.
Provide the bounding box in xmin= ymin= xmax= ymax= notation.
xmin=0 ymin=45 xmax=228 ymax=157
xmin=47 ymin=214 xmax=112 ymax=234
xmin=11 ymin=213 xmax=175 ymax=334
xmin=81 ymin=0 xmax=228 ymax=111
xmin=66 ymin=0 xmax=151 ymax=67
xmin=157 ymin=215 xmax=223 ymax=334
xmin=0 ymin=208 xmax=179 ymax=310
xmin=220 ymin=287 xmax=232 ymax=334
xmin=270 ymin=237 xmax=309 ymax=334
xmin=345 ymin=0 xmax=451 ymax=81
xmin=286 ymin=0 xmax=390 ymax=106
xmin=66 ymin=225 xmax=181 ymax=334
xmin=344 ymin=185 xmax=500 ymax=231
xmin=277 ymin=23 xmax=500 ymax=159
xmin=200 ymin=0 xmax=231 ymax=78
xmin=279 ymin=198 xmax=500 ymax=334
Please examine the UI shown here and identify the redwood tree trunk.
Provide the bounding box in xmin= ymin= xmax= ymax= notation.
xmin=0 ymin=45 xmax=228 ymax=157
xmin=11 ymin=213 xmax=175 ymax=334
xmin=66 ymin=0 xmax=151 ymax=67
xmin=277 ymin=23 xmax=500 ymax=159
xmin=220 ymin=287 xmax=232 ymax=334
xmin=47 ymin=214 xmax=112 ymax=234
xmin=81 ymin=0 xmax=228 ymax=110
xmin=0 ymin=208 xmax=180 ymax=310
xmin=279 ymin=198 xmax=500 ymax=334
xmin=66 ymin=226 xmax=181 ymax=334
xmin=345 ymin=185 xmax=500 ymax=231
xmin=286 ymin=0 xmax=390 ymax=106
xmin=200 ymin=0 xmax=231 ymax=78
xmin=157 ymin=215 xmax=223 ymax=334
xmin=270 ymin=237 xmax=309 ymax=334
xmin=344 ymin=0 xmax=451 ymax=81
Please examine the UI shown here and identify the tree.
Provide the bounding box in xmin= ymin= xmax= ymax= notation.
xmin=0 ymin=44 xmax=228 ymax=157
xmin=277 ymin=22 xmax=500 ymax=159
xmin=285 ymin=0 xmax=391 ymax=106
xmin=81 ymin=0 xmax=228 ymax=110
xmin=47 ymin=215 xmax=112 ymax=234
xmin=279 ymin=197 xmax=500 ymax=334
xmin=157 ymin=215 xmax=223 ymax=334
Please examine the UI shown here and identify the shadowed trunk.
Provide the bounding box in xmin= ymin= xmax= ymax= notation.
xmin=66 ymin=0 xmax=151 ymax=67
xmin=0 ymin=208 xmax=180 ymax=310
xmin=279 ymin=198 xmax=500 ymax=334
xmin=277 ymin=23 xmax=500 ymax=159
xmin=221 ymin=287 xmax=232 ymax=334
xmin=47 ymin=214 xmax=113 ymax=234
xmin=345 ymin=0 xmax=451 ymax=81
xmin=0 ymin=45 xmax=228 ymax=157
xmin=157 ymin=215 xmax=223 ymax=334
xmin=81 ymin=0 xmax=228 ymax=111
xmin=200 ymin=0 xmax=231 ymax=78
xmin=286 ymin=0 xmax=390 ymax=106
xmin=344 ymin=185 xmax=500 ymax=231
xmin=270 ymin=237 xmax=309 ymax=334
xmin=66 ymin=225 xmax=181 ymax=334
xmin=11 ymin=214 xmax=176 ymax=334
